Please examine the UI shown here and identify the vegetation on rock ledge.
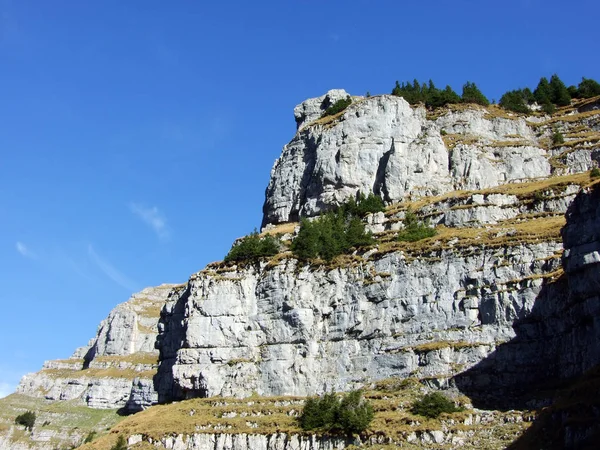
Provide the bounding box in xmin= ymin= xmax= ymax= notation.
xmin=292 ymin=193 xmax=383 ymax=261
xmin=397 ymin=210 xmax=437 ymax=242
xmin=224 ymin=231 xmax=280 ymax=263
xmin=15 ymin=410 xmax=36 ymax=431
xmin=321 ymin=96 xmax=352 ymax=117
xmin=300 ymin=390 xmax=374 ymax=435
xmin=410 ymin=392 xmax=463 ymax=419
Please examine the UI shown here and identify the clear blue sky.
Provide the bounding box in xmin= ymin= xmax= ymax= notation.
xmin=1 ymin=0 xmax=599 ymax=397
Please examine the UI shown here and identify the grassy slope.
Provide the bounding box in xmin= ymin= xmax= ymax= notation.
xmin=79 ymin=378 xmax=531 ymax=450
xmin=0 ymin=393 xmax=124 ymax=449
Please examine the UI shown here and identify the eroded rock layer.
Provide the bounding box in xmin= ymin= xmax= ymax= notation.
xmin=17 ymin=284 xmax=177 ymax=411
xmin=263 ymin=92 xmax=600 ymax=226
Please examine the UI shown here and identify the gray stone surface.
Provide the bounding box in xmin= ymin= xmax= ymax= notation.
xmin=4 ymin=92 xmax=600 ymax=450
xmin=156 ymin=241 xmax=562 ymax=401
xmin=262 ymin=93 xmax=599 ymax=227
xmin=293 ymin=89 xmax=353 ymax=130
xmin=16 ymin=284 xmax=176 ymax=410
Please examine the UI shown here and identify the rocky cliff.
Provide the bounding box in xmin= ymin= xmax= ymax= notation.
xmin=262 ymin=90 xmax=599 ymax=226
xmin=17 ymin=284 xmax=177 ymax=411
xmin=4 ymin=91 xmax=600 ymax=450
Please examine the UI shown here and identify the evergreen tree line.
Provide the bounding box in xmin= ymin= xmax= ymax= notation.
xmin=500 ymin=75 xmax=600 ymax=114
xmin=392 ymin=79 xmax=489 ymax=108
xmin=391 ymin=75 xmax=600 ymax=114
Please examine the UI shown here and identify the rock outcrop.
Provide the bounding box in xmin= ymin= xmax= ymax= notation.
xmin=17 ymin=284 xmax=177 ymax=411
xmin=156 ymin=240 xmax=562 ymax=401
xmin=5 ymin=91 xmax=600 ymax=450
xmin=262 ymin=94 xmax=600 ymax=226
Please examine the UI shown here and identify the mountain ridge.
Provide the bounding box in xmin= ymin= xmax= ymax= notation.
xmin=3 ymin=90 xmax=600 ymax=449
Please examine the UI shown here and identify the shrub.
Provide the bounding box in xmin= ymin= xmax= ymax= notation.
xmin=299 ymin=392 xmax=340 ymax=431
xmin=337 ymin=390 xmax=374 ymax=435
xmin=15 ymin=411 xmax=36 ymax=431
xmin=291 ymin=194 xmax=381 ymax=261
xmin=84 ymin=431 xmax=97 ymax=443
xmin=300 ymin=390 xmax=373 ymax=435
xmin=111 ymin=435 xmax=128 ymax=450
xmin=533 ymin=190 xmax=546 ymax=202
xmin=398 ymin=210 xmax=436 ymax=242
xmin=322 ymin=96 xmax=352 ymax=117
xmin=427 ymin=85 xmax=461 ymax=108
xmin=343 ymin=192 xmax=385 ymax=217
xmin=591 ymin=167 xmax=600 ymax=178
xmin=224 ymin=230 xmax=279 ymax=262
xmin=392 ymin=79 xmax=462 ymax=109
xmin=552 ymin=130 xmax=565 ymax=145
xmin=542 ymin=102 xmax=556 ymax=115
xmin=534 ymin=77 xmax=552 ymax=105
xmin=410 ymin=392 xmax=462 ymax=418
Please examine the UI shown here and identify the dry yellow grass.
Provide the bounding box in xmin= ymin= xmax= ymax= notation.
xmin=260 ymin=222 xmax=298 ymax=236
xmin=373 ymin=215 xmax=565 ymax=261
xmin=488 ymin=140 xmax=535 ymax=148
xmin=386 ymin=171 xmax=592 ymax=216
xmin=529 ymin=109 xmax=600 ymax=127
xmin=441 ymin=133 xmax=481 ymax=149
xmin=93 ymin=353 xmax=159 ymax=366
xmin=556 ymin=134 xmax=600 ymax=148
xmin=79 ymin=376 xmax=532 ymax=450
xmin=409 ymin=341 xmax=487 ymax=353
xmin=137 ymin=303 xmax=163 ymax=318
xmin=41 ymin=365 xmax=156 ymax=380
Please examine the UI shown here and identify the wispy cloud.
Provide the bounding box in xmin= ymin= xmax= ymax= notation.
xmin=15 ymin=241 xmax=37 ymax=259
xmin=87 ymin=244 xmax=139 ymax=292
xmin=130 ymin=203 xmax=170 ymax=240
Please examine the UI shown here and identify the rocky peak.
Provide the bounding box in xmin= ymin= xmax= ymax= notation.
xmin=16 ymin=284 xmax=177 ymax=411
xmin=263 ymin=91 xmax=600 ymax=227
xmin=293 ymin=89 xmax=352 ymax=130
xmin=4 ymin=89 xmax=600 ymax=450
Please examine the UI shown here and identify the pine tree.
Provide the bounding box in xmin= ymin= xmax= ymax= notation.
xmin=549 ymin=74 xmax=571 ymax=106
xmin=534 ymin=77 xmax=552 ymax=105
xmin=461 ymin=81 xmax=490 ymax=106
xmin=577 ymin=77 xmax=600 ymax=98
xmin=499 ymin=90 xmax=530 ymax=113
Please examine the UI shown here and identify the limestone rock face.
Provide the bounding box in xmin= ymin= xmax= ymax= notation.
xmin=5 ymin=91 xmax=600 ymax=450
xmin=262 ymin=93 xmax=599 ymax=227
xmin=293 ymin=89 xmax=351 ymax=130
xmin=155 ymin=241 xmax=562 ymax=401
xmin=17 ymin=284 xmax=176 ymax=411
xmin=130 ymin=433 xmax=352 ymax=450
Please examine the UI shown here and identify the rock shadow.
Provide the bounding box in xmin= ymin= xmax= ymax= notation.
xmin=454 ymin=185 xmax=600 ymax=447
xmin=153 ymin=283 xmax=192 ymax=403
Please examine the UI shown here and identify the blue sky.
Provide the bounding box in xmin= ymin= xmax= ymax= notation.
xmin=1 ymin=0 xmax=599 ymax=397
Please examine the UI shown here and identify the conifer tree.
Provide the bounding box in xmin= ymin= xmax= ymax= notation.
xmin=461 ymin=81 xmax=490 ymax=106
xmin=578 ymin=77 xmax=600 ymax=98
xmin=534 ymin=77 xmax=552 ymax=105
xmin=549 ymin=74 xmax=571 ymax=106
